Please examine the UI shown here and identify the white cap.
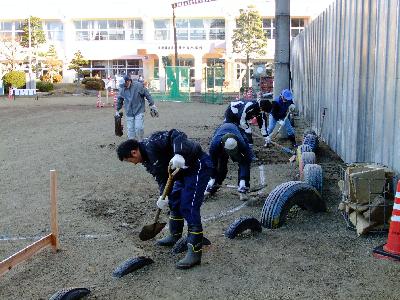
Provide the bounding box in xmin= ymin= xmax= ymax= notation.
xmin=224 ymin=137 xmax=238 ymax=150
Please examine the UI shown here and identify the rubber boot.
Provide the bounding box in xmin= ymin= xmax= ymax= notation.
xmin=156 ymin=215 xmax=184 ymax=247
xmin=176 ymin=225 xmax=203 ymax=269
xmin=288 ymin=134 xmax=298 ymax=148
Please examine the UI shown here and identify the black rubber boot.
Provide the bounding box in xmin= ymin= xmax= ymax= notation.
xmin=176 ymin=225 xmax=203 ymax=269
xmin=156 ymin=214 xmax=184 ymax=247
xmin=288 ymin=134 xmax=298 ymax=148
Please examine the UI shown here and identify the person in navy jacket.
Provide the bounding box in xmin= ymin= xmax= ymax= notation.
xmin=116 ymin=129 xmax=212 ymax=269
xmin=205 ymin=122 xmax=253 ymax=198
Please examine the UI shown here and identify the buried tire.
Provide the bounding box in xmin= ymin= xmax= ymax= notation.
xmin=296 ymin=144 xmax=313 ymax=165
xmin=49 ymin=288 xmax=91 ymax=300
xmin=299 ymin=151 xmax=316 ymax=178
xmin=112 ymin=256 xmax=154 ymax=278
xmin=260 ymin=181 xmax=326 ymax=229
xmin=224 ymin=216 xmax=262 ymax=239
xmin=303 ymin=164 xmax=323 ymax=194
xmin=303 ymin=133 xmax=319 ymax=152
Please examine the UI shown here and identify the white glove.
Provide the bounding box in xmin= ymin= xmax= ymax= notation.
xmin=206 ymin=178 xmax=216 ymax=190
xmin=150 ymin=105 xmax=159 ymax=117
xmin=289 ymin=104 xmax=296 ymax=112
xmin=264 ymin=136 xmax=271 ymax=146
xmin=278 ymin=120 xmax=285 ymax=126
xmin=237 ymin=179 xmax=248 ymax=193
xmin=115 ymin=111 xmax=121 ymax=117
xmin=169 ymin=154 xmax=186 ymax=170
xmin=156 ymin=196 xmax=169 ymax=210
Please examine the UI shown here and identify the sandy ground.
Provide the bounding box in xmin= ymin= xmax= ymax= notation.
xmin=0 ymin=95 xmax=398 ymax=300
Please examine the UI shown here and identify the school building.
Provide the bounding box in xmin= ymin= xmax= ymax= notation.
xmin=0 ymin=0 xmax=333 ymax=92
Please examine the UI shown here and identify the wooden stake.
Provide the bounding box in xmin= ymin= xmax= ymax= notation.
xmin=50 ymin=170 xmax=60 ymax=251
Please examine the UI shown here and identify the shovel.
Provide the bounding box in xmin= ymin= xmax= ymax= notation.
xmin=139 ymin=168 xmax=180 ymax=241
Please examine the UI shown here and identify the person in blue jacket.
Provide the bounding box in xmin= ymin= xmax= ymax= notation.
xmin=116 ymin=129 xmax=212 ymax=269
xmin=264 ymin=89 xmax=297 ymax=147
xmin=116 ymin=75 xmax=158 ymax=141
xmin=224 ymin=98 xmax=272 ymax=159
xmin=205 ymin=122 xmax=253 ymax=198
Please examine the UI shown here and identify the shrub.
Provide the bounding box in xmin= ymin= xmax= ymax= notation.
xmin=36 ymin=81 xmax=54 ymax=92
xmin=53 ymin=74 xmax=63 ymax=83
xmin=3 ymin=71 xmax=26 ymax=89
xmin=83 ymin=78 xmax=105 ymax=90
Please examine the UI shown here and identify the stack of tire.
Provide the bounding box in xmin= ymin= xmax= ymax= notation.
xmin=259 ymin=129 xmax=327 ymax=229
xmin=297 ymin=129 xmax=323 ymax=194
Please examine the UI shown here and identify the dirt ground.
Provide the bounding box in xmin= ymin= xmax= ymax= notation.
xmin=0 ymin=95 xmax=398 ymax=300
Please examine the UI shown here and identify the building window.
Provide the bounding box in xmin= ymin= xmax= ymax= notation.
xmin=44 ymin=21 xmax=63 ymax=41
xmin=154 ymin=59 xmax=159 ymax=79
xmin=207 ymin=59 xmax=225 ymax=87
xmin=74 ymin=19 xmax=127 ymax=41
xmin=209 ymin=19 xmax=225 ymax=40
xmin=127 ymin=20 xmax=143 ymax=40
xmin=262 ymin=18 xmax=275 ymax=39
xmin=154 ymin=19 xmax=170 ymax=40
xmin=178 ymin=58 xmax=195 ymax=86
xmin=176 ymin=19 xmax=206 ymax=41
xmin=291 ymin=18 xmax=306 ymax=38
xmin=0 ymin=21 xmax=24 ymax=41
xmin=82 ymin=59 xmax=143 ymax=78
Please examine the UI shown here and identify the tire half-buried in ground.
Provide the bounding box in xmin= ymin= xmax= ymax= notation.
xmin=49 ymin=287 xmax=91 ymax=300
xmin=260 ymin=181 xmax=326 ymax=229
xmin=112 ymin=256 xmax=154 ymax=278
xmin=303 ymin=164 xmax=323 ymax=194
xmin=224 ymin=216 xmax=262 ymax=239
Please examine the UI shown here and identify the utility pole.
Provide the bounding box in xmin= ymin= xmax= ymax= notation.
xmin=274 ymin=0 xmax=290 ymax=97
xmin=28 ymin=16 xmax=32 ymax=74
xmin=172 ymin=6 xmax=178 ymax=67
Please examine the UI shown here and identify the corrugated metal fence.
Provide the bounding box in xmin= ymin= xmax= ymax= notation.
xmin=291 ymin=0 xmax=400 ymax=174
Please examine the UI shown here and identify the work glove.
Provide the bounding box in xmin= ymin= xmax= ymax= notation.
xmin=289 ymin=104 xmax=296 ymax=112
xmin=156 ymin=196 xmax=169 ymax=210
xmin=237 ymin=179 xmax=249 ymax=194
xmin=278 ymin=119 xmax=285 ymax=126
xmin=169 ymin=154 xmax=186 ymax=170
xmin=150 ymin=105 xmax=159 ymax=118
xmin=206 ymin=178 xmax=216 ymax=191
xmin=264 ymin=135 xmax=271 ymax=147
xmin=115 ymin=110 xmax=121 ymax=117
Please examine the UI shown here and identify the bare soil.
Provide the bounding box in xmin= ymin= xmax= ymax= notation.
xmin=0 ymin=96 xmax=397 ymax=300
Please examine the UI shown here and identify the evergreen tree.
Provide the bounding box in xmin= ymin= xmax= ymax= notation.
xmin=68 ymin=50 xmax=88 ymax=84
xmin=232 ymin=6 xmax=268 ymax=88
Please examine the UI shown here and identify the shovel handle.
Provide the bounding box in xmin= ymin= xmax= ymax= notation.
xmin=153 ymin=168 xmax=180 ymax=223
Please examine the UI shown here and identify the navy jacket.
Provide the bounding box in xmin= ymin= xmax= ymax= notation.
xmin=139 ymin=129 xmax=204 ymax=194
xmin=271 ymin=96 xmax=294 ymax=120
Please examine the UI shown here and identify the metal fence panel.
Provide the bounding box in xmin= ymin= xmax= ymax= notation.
xmin=291 ymin=0 xmax=400 ymax=174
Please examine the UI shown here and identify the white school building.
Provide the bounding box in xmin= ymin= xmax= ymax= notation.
xmin=0 ymin=0 xmax=333 ymax=92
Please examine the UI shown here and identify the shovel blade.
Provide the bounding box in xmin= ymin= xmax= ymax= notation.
xmin=139 ymin=222 xmax=167 ymax=241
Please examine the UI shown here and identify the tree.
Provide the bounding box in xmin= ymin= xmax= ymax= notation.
xmin=42 ymin=45 xmax=63 ymax=83
xmin=0 ymin=39 xmax=23 ymax=74
xmin=232 ymin=6 xmax=268 ymax=88
xmin=68 ymin=50 xmax=88 ymax=84
xmin=20 ymin=16 xmax=46 ymax=77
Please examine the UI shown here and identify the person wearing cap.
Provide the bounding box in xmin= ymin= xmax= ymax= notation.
xmin=205 ymin=122 xmax=253 ymax=198
xmin=116 ymin=129 xmax=212 ymax=269
xmin=224 ymin=98 xmax=272 ymax=160
xmin=264 ymin=88 xmax=297 ymax=147
xmin=116 ymin=74 xmax=158 ymax=141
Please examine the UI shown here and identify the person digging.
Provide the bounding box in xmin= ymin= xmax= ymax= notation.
xmin=116 ymin=129 xmax=212 ymax=269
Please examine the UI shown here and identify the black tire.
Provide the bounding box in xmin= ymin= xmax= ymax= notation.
xmin=224 ymin=216 xmax=262 ymax=239
xmin=302 ymin=134 xmax=319 ymax=151
xmin=303 ymin=164 xmax=323 ymax=194
xmin=296 ymin=144 xmax=313 ymax=165
xmin=112 ymin=256 xmax=154 ymax=278
xmin=260 ymin=181 xmax=326 ymax=229
xmin=49 ymin=288 xmax=91 ymax=300
xmin=171 ymin=236 xmax=212 ymax=254
xmin=303 ymin=128 xmax=317 ymax=137
xmin=299 ymin=151 xmax=316 ymax=178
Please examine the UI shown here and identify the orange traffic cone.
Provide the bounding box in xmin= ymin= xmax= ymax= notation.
xmin=373 ymin=180 xmax=400 ymax=261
